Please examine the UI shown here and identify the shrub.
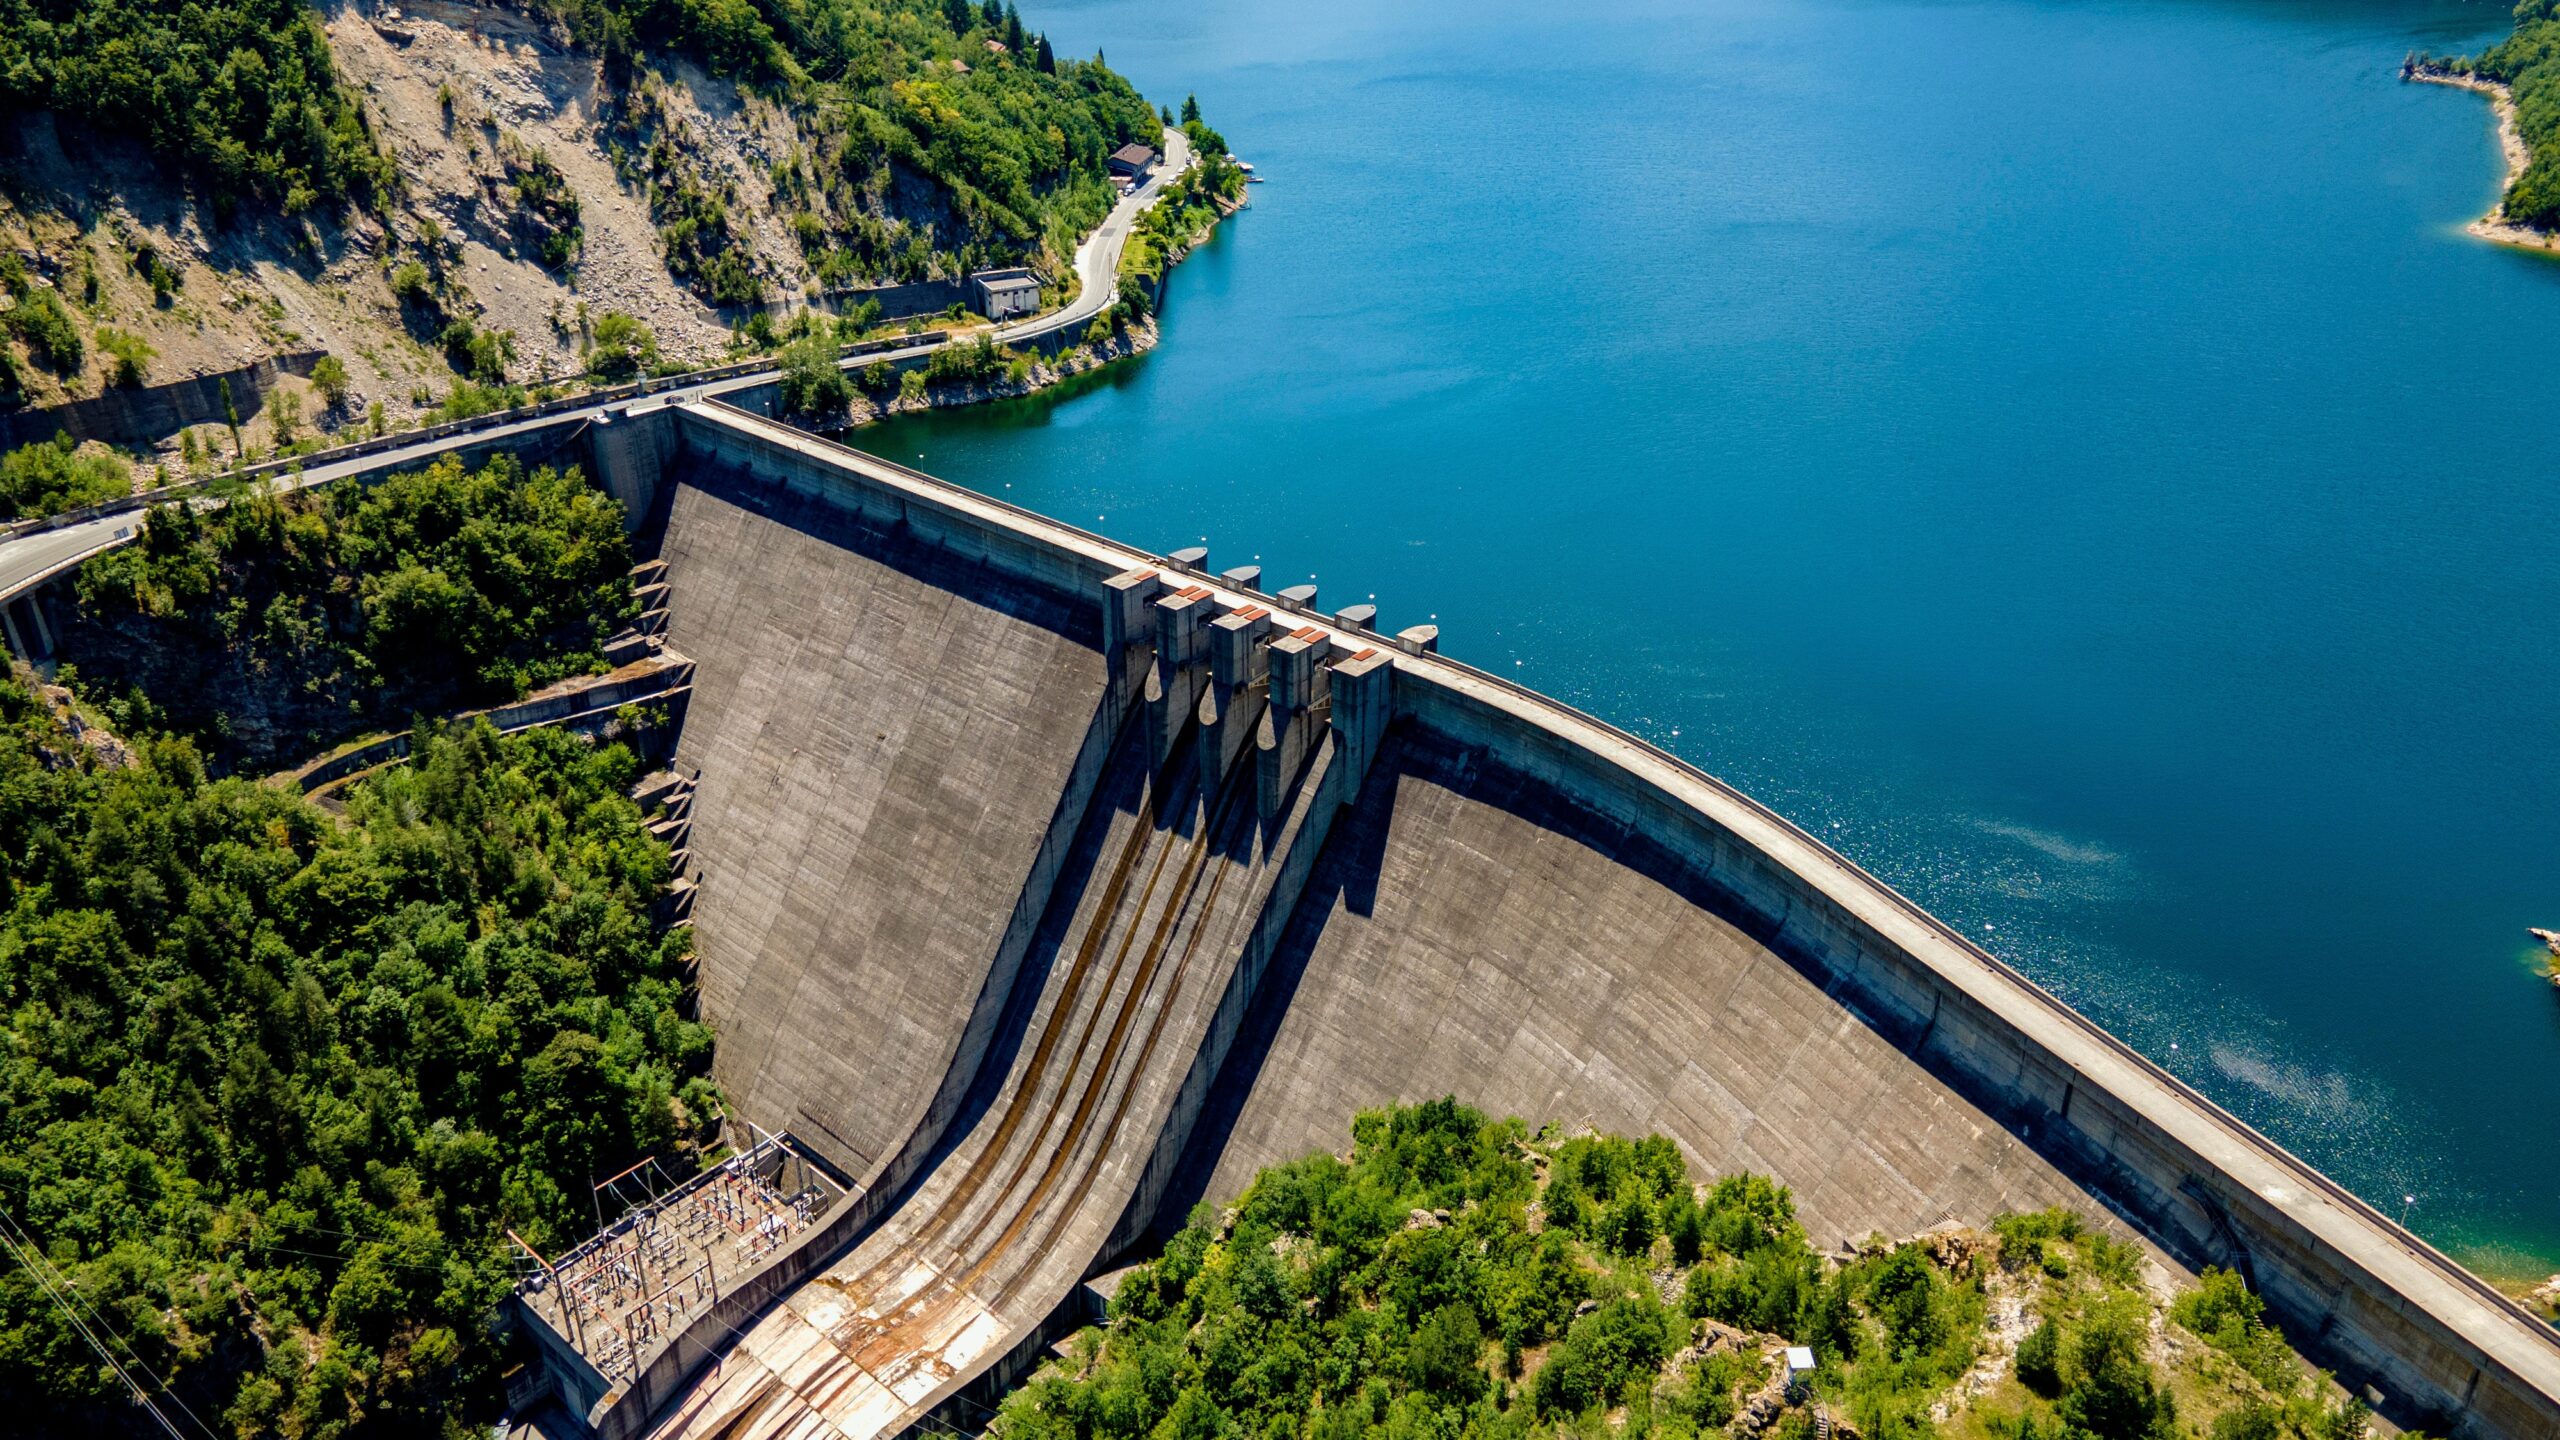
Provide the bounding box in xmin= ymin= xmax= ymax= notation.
xmin=2212 ymin=1403 xmax=2283 ymax=1440
xmin=441 ymin=320 xmax=515 ymax=383
xmin=7 ymin=285 xmax=85 ymax=373
xmin=310 ymin=355 xmax=351 ymax=408
xmin=93 ymin=326 xmax=153 ymax=387
xmin=0 ymin=435 xmax=128 ymax=519
xmin=1686 ymin=1238 xmax=1819 ymax=1338
xmin=1532 ymin=1292 xmax=1677 ymax=1417
xmin=589 ymin=311 xmax=660 ymax=379
xmin=133 ymin=245 xmax=181 ymax=302
xmin=438 ymin=378 xmax=524 ymax=420
xmin=835 ymin=299 xmax=883 ymax=340
xmin=2170 ymin=1268 xmax=2297 ymax=1393
xmin=390 ymin=260 xmax=434 ymax=303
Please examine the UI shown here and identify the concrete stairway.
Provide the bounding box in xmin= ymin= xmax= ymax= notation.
xmin=652 ymin=709 xmax=1336 ymax=1440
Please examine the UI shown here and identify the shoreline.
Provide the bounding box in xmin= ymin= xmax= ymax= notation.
xmin=814 ymin=184 xmax=1246 ymax=434
xmin=811 ymin=312 xmax=1166 ymax=434
xmin=2407 ymin=67 xmax=2560 ymax=252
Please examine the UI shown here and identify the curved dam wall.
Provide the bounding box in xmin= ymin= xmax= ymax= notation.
xmin=652 ymin=462 xmax=1111 ymax=1183
xmin=576 ymin=400 xmax=2560 ymax=1439
xmin=1168 ymin=720 xmax=2098 ymax=1248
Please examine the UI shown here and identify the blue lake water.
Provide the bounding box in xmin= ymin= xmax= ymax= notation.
xmin=856 ymin=0 xmax=2560 ymax=1275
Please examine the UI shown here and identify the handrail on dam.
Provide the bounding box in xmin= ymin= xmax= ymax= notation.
xmin=680 ymin=398 xmax=2560 ymax=1380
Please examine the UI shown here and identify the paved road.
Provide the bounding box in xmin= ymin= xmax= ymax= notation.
xmin=0 ymin=128 xmax=1194 ymax=602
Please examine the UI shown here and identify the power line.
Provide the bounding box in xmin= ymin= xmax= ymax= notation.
xmin=0 ymin=1206 xmax=201 ymax=1440
xmin=0 ymin=1203 xmax=220 ymax=1440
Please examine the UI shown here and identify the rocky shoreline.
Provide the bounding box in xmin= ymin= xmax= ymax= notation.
xmin=807 ymin=184 xmax=1244 ymax=433
xmin=2406 ymin=65 xmax=2560 ymax=252
xmin=815 ymin=313 xmax=1163 ymax=432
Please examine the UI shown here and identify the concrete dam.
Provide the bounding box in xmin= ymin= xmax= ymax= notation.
xmin=36 ymin=393 xmax=2535 ymax=1438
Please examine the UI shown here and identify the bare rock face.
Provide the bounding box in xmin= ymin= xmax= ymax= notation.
xmin=2530 ymin=927 xmax=2560 ymax=959
xmin=33 ymin=681 xmax=135 ymax=769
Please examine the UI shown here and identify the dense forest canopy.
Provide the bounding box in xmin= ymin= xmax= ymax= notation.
xmin=0 ymin=0 xmax=396 ymax=212
xmin=64 ymin=456 xmax=637 ymax=774
xmin=0 ymin=695 xmax=708 ymax=1435
xmin=0 ymin=0 xmax=1161 ymax=270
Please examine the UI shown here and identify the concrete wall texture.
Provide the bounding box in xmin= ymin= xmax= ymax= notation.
xmin=0 ymin=349 xmax=325 ymax=451
xmin=1168 ymin=724 xmax=2096 ymax=1251
xmin=655 ymin=461 xmax=1106 ymax=1180
xmin=544 ymin=400 xmax=2560 ymax=1439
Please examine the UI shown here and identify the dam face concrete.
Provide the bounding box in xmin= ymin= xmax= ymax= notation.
xmin=656 ymin=463 xmax=1108 ymax=1182
xmin=534 ymin=401 xmax=2560 ymax=1440
xmin=1169 ymin=724 xmax=2096 ymax=1252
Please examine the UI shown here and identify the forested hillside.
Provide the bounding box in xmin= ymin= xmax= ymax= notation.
xmin=0 ymin=0 xmax=397 ymax=215
xmin=0 ymin=453 xmax=702 ymax=1434
xmin=0 ymin=0 xmax=1169 ymax=426
xmin=0 ymin=701 xmax=708 ymax=1435
xmin=62 ymin=456 xmax=638 ymax=773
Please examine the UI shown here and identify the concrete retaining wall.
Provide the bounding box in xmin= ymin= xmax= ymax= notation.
xmin=825 ymin=278 xmax=970 ymax=322
xmin=0 ymin=350 xmax=325 ymax=451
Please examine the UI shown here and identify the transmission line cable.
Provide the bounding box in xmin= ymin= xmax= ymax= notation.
xmin=0 ymin=1203 xmax=222 ymax=1440
xmin=0 ymin=1206 xmax=198 ymax=1440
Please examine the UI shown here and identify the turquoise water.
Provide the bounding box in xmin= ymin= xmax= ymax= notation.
xmin=858 ymin=0 xmax=2560 ymax=1274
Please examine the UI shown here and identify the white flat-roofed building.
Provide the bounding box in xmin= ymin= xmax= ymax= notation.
xmin=970 ymin=268 xmax=1042 ymax=321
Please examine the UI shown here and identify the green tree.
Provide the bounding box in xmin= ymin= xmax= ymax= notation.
xmin=589 ymin=310 xmax=660 ymax=379
xmin=0 ymin=435 xmax=128 ymax=519
xmin=2015 ymin=1317 xmax=2063 ymax=1396
xmin=779 ymin=333 xmax=852 ymax=418
xmin=2058 ymin=1299 xmax=2178 ymax=1440
xmin=310 ymin=354 xmax=352 ymax=408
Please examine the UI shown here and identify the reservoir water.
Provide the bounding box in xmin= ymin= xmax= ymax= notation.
xmin=856 ymin=0 xmax=2560 ymax=1275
